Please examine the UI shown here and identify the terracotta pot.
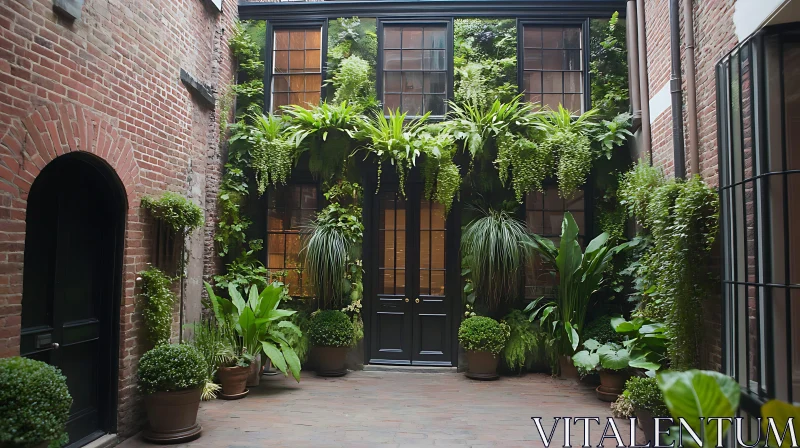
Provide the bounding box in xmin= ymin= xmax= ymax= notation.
xmin=218 ymin=365 xmax=249 ymax=396
xmin=465 ymin=351 xmax=500 ymax=380
xmin=558 ymin=355 xmax=579 ymax=379
xmin=315 ymin=346 xmax=348 ymax=377
xmin=142 ymin=388 xmax=202 ymax=443
xmin=247 ymin=354 xmax=262 ymax=387
xmin=635 ymin=407 xmax=666 ymax=446
xmin=599 ymin=370 xmax=628 ymax=392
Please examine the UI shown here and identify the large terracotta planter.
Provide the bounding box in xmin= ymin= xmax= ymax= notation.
xmin=217 ymin=365 xmax=249 ymax=399
xmin=142 ymin=388 xmax=202 ymax=443
xmin=465 ymin=351 xmax=500 ymax=380
xmin=596 ymin=370 xmax=629 ymax=401
xmin=558 ymin=355 xmax=579 ymax=379
xmin=247 ymin=354 xmax=262 ymax=387
xmin=315 ymin=346 xmax=348 ymax=377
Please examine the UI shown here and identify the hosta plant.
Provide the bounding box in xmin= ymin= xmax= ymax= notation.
xmin=0 ymin=357 xmax=72 ymax=448
xmin=571 ymin=339 xmax=630 ymax=375
xmin=611 ymin=316 xmax=668 ymax=376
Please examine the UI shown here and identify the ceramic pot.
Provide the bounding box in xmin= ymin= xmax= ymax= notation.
xmin=558 ymin=355 xmax=579 ymax=379
xmin=465 ymin=351 xmax=500 ymax=380
xmin=142 ymin=388 xmax=202 ymax=443
xmin=246 ymin=354 xmax=262 ymax=387
xmin=315 ymin=346 xmax=348 ymax=377
xmin=218 ymin=365 xmax=249 ymax=396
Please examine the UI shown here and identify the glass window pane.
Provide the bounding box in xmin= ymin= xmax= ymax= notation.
xmin=402 ymin=95 xmax=422 ymax=115
xmin=419 ymin=270 xmax=430 ymax=295
xmin=402 ymin=50 xmax=423 ymax=70
xmin=424 ymin=95 xmax=446 ymax=115
xmin=396 ymin=268 xmax=405 ymax=293
xmin=305 ymin=92 xmax=320 ymax=107
xmin=564 ymin=28 xmax=581 ymax=49
xmin=431 ymin=203 xmax=446 ymax=228
xmin=524 ymin=49 xmax=543 ymax=70
xmin=396 ymin=230 xmax=406 ymax=267
xmin=384 ymin=50 xmax=402 ymax=70
xmin=274 ymin=51 xmax=289 ymax=73
xmin=384 ymin=94 xmax=401 ymax=112
xmin=542 ymin=28 xmax=564 ymax=48
xmin=385 ymin=72 xmax=403 ymax=92
xmin=564 ymin=94 xmax=582 ymax=113
xmin=527 ymin=93 xmax=542 ymax=106
xmin=543 ymin=50 xmax=563 ymax=70
xmin=273 ymin=75 xmax=289 ymax=92
xmin=290 ymin=75 xmax=305 ymax=92
xmin=275 ymin=31 xmax=290 ymax=50
xmin=564 ymin=72 xmax=582 ymax=93
xmin=423 ymin=50 xmax=446 ymax=70
xmin=543 ymin=72 xmax=562 ymax=93
xmin=431 ymin=271 xmax=445 ymax=295
xmin=543 ymin=94 xmax=562 ymax=110
xmin=289 ymin=50 xmax=305 ymax=72
xmin=305 ymin=74 xmax=321 ymax=91
xmin=289 ymin=31 xmax=305 ymax=50
xmin=424 ymin=27 xmax=446 ymax=49
xmin=306 ymin=49 xmax=321 ymax=71
xmin=272 ymin=93 xmax=289 ymax=110
xmin=525 ymin=72 xmax=542 ymax=93
xmin=382 ymin=270 xmax=395 ymax=294
xmin=431 ymin=231 xmax=445 ymax=269
xmin=565 ymin=51 xmax=582 ymax=70
xmin=306 ymin=29 xmax=322 ymax=49
xmin=403 ymin=72 xmax=423 ymax=94
xmin=420 ymin=232 xmax=430 ymax=269
xmin=385 ymin=27 xmax=402 ymax=48
xmin=524 ymin=27 xmax=542 ymax=48
xmin=402 ymin=27 xmax=423 ymax=48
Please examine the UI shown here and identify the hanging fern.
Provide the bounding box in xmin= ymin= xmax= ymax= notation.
xmin=418 ymin=130 xmax=461 ymax=214
xmin=495 ymin=133 xmax=551 ymax=203
xmin=233 ymin=111 xmax=294 ymax=195
xmin=141 ymin=192 xmax=204 ymax=234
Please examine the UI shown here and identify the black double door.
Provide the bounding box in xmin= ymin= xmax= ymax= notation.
xmin=20 ymin=156 xmax=121 ymax=446
xmin=369 ymin=184 xmax=456 ymax=366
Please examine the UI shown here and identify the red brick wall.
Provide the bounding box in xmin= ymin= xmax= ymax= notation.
xmin=641 ymin=0 xmax=739 ymax=372
xmin=0 ymin=0 xmax=236 ymax=437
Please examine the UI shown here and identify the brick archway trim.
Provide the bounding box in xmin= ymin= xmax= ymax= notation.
xmin=0 ymin=103 xmax=141 ymax=202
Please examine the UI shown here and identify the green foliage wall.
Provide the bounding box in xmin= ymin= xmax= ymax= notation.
xmin=453 ymin=19 xmax=518 ymax=108
xmin=326 ymin=17 xmax=378 ymax=109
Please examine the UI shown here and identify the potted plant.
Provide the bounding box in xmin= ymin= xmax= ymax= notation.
xmin=0 ymin=357 xmax=72 ymax=448
xmin=525 ymin=212 xmax=629 ymax=378
xmin=308 ymin=310 xmax=355 ymax=376
xmin=205 ymin=282 xmax=303 ymax=398
xmin=571 ymin=338 xmax=630 ymax=401
xmin=625 ymin=376 xmax=669 ymax=446
xmin=138 ymin=344 xmax=207 ymax=443
xmin=611 ymin=316 xmax=669 ymax=376
xmin=458 ymin=316 xmax=510 ymax=380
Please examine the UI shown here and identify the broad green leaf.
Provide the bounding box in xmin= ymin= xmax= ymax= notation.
xmin=599 ymin=348 xmax=630 ymax=371
xmin=629 ymin=357 xmax=662 ymax=372
xmin=565 ymin=322 xmax=579 ymax=353
xmin=640 ymin=323 xmax=666 ymax=334
xmin=248 ymin=284 xmax=260 ymax=312
xmin=657 ymin=370 xmax=740 ymax=447
xmin=262 ymin=341 xmax=287 ymax=376
xmin=228 ymin=284 xmax=247 ymax=316
xmin=761 ymin=400 xmax=800 ymax=448
xmin=582 ymin=339 xmax=601 ymax=351
xmin=280 ymin=342 xmax=302 ymax=382
xmin=572 ymin=350 xmax=599 ymax=371
xmin=277 ymin=320 xmax=302 ymax=336
xmin=610 ymin=316 xmax=628 ymax=331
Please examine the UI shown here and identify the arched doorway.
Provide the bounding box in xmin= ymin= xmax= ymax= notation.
xmin=20 ymin=153 xmax=126 ymax=446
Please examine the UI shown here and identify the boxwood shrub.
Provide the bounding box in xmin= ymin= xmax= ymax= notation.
xmin=583 ymin=315 xmax=625 ymax=344
xmin=0 ymin=356 xmax=72 ymax=448
xmin=138 ymin=344 xmax=208 ymax=395
xmin=458 ymin=316 xmax=510 ymax=355
xmin=308 ymin=310 xmax=355 ymax=348
xmin=625 ymin=376 xmax=669 ymax=417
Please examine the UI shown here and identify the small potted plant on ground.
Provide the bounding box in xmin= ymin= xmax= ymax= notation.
xmin=0 ymin=357 xmax=72 ymax=448
xmin=458 ymin=316 xmax=510 ymax=380
xmin=571 ymin=338 xmax=631 ymax=401
xmin=308 ymin=310 xmax=355 ymax=377
xmin=138 ymin=344 xmax=208 ymax=443
xmin=625 ymin=376 xmax=669 ymax=445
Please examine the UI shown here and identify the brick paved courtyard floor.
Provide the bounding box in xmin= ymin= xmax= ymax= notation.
xmin=119 ymin=370 xmax=638 ymax=447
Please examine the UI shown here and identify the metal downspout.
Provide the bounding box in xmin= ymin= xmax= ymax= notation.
xmin=669 ymin=0 xmax=687 ymax=179
xmin=683 ymin=0 xmax=700 ymax=176
xmin=636 ymin=0 xmax=652 ymax=163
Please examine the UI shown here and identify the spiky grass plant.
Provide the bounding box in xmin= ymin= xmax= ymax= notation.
xmin=185 ymin=318 xmax=234 ymax=400
xmin=460 ymin=207 xmax=532 ymax=310
xmin=301 ymin=220 xmax=353 ymax=308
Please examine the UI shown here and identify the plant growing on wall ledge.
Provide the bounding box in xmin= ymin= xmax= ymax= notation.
xmin=230 ymin=21 xmax=266 ymax=112
xmin=141 ymin=192 xmax=204 ymax=235
xmin=139 ymin=266 xmax=177 ymax=346
xmin=228 ymin=110 xmax=294 ymax=195
xmin=418 ymin=129 xmax=461 ymax=214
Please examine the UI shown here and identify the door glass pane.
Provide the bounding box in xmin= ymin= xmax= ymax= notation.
xmin=419 ymin=200 xmax=446 ymax=297
xmin=379 ymin=192 xmax=405 ymax=295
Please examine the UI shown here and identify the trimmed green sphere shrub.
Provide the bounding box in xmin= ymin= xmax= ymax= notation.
xmin=138 ymin=344 xmax=207 ymax=395
xmin=458 ymin=316 xmax=510 ymax=355
xmin=0 ymin=357 xmax=72 ymax=448
xmin=584 ymin=315 xmax=624 ymax=345
xmin=308 ymin=310 xmax=355 ymax=348
xmin=625 ymin=376 xmax=669 ymax=417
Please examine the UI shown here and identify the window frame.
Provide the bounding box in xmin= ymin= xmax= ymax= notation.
xmin=517 ymin=18 xmax=590 ymax=113
xmin=264 ymin=181 xmax=323 ymax=297
xmin=264 ymin=19 xmax=329 ymax=114
xmin=376 ymin=18 xmax=454 ymax=120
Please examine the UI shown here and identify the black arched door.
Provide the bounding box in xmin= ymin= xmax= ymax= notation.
xmin=20 ymin=154 xmax=124 ymax=446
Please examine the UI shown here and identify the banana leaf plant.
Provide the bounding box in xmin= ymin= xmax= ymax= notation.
xmin=204 ymin=281 xmax=303 ymax=382
xmin=524 ymin=212 xmax=629 ymax=357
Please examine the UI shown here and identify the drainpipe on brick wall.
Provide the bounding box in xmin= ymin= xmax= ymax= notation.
xmin=636 ymin=0 xmax=652 ymax=163
xmin=683 ymin=0 xmax=700 ymax=176
xmin=669 ymin=0 xmax=687 ymax=179
xmin=627 ymin=0 xmax=642 ymax=128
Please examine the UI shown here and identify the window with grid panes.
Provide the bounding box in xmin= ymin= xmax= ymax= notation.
xmin=271 ymin=28 xmax=322 ymax=112
xmin=524 ymin=186 xmax=586 ymax=299
xmin=382 ymin=25 xmax=448 ymax=116
xmin=522 ymin=26 xmax=583 ymax=112
xmin=266 ymin=185 xmax=318 ymax=296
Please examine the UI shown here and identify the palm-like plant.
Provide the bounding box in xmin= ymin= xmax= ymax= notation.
xmin=524 ymin=212 xmax=629 ymax=357
xmin=533 ymin=104 xmax=599 ymax=136
xmin=460 ymin=207 xmax=533 ymax=310
xmin=445 ymin=94 xmax=536 ymax=158
xmin=205 ymin=282 xmax=302 ymax=381
xmin=355 ymin=108 xmax=430 ymax=195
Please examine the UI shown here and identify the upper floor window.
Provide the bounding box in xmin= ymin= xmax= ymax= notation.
xmin=271 ymin=28 xmax=323 ymax=112
xmin=522 ymin=25 xmax=583 ymax=112
xmin=382 ymin=24 xmax=448 ymax=116
xmin=266 ymin=184 xmax=319 ymax=296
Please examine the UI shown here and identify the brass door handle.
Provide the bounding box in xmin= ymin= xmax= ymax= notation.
xmin=404 ymin=298 xmax=409 ymax=302
xmin=415 ymin=298 xmax=420 ymax=303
